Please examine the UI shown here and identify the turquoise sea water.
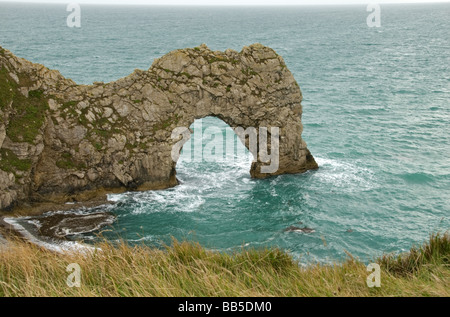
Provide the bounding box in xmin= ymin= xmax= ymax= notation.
xmin=1 ymin=3 xmax=449 ymax=263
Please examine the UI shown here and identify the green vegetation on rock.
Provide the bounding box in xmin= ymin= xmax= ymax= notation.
xmin=0 ymin=66 xmax=16 ymax=110
xmin=56 ymin=152 xmax=86 ymax=170
xmin=0 ymin=43 xmax=317 ymax=212
xmin=241 ymin=67 xmax=257 ymax=77
xmin=0 ymin=148 xmax=32 ymax=174
xmin=55 ymin=152 xmax=76 ymax=169
xmin=151 ymin=114 xmax=180 ymax=132
xmin=1 ymin=66 xmax=49 ymax=143
xmin=6 ymin=89 xmax=48 ymax=143
xmin=62 ymin=100 xmax=77 ymax=109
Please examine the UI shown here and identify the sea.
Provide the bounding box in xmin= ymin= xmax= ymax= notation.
xmin=0 ymin=2 xmax=449 ymax=263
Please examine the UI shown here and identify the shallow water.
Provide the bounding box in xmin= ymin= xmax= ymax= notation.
xmin=1 ymin=3 xmax=449 ymax=263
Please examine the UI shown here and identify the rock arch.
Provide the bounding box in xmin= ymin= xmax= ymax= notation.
xmin=173 ymin=116 xmax=256 ymax=171
xmin=0 ymin=43 xmax=317 ymax=211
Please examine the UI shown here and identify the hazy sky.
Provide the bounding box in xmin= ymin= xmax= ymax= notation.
xmin=1 ymin=0 xmax=449 ymax=5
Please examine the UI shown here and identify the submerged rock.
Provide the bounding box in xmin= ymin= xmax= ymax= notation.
xmin=34 ymin=212 xmax=116 ymax=238
xmin=283 ymin=225 xmax=316 ymax=234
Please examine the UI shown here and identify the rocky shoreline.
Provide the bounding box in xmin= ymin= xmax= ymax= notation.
xmin=0 ymin=209 xmax=116 ymax=253
xmin=0 ymin=197 xmax=117 ymax=252
xmin=19 ymin=211 xmax=116 ymax=239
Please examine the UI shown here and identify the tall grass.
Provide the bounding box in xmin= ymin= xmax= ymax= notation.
xmin=0 ymin=233 xmax=448 ymax=297
xmin=379 ymin=233 xmax=450 ymax=276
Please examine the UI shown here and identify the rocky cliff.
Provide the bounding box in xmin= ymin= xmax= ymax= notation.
xmin=0 ymin=43 xmax=317 ymax=211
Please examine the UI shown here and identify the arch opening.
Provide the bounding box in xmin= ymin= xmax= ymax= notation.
xmin=175 ymin=116 xmax=254 ymax=184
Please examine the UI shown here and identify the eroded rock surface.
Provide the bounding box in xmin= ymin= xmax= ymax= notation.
xmin=33 ymin=212 xmax=116 ymax=238
xmin=0 ymin=44 xmax=317 ymax=211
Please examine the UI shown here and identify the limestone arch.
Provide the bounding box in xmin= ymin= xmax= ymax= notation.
xmin=0 ymin=43 xmax=318 ymax=210
xmin=157 ymin=43 xmax=318 ymax=182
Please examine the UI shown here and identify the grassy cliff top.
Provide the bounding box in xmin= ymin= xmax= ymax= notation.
xmin=0 ymin=233 xmax=448 ymax=297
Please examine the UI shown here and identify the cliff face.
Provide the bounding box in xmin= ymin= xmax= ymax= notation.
xmin=0 ymin=44 xmax=317 ymax=211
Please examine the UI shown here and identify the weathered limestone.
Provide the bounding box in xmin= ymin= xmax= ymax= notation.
xmin=26 ymin=212 xmax=116 ymax=238
xmin=0 ymin=43 xmax=318 ymax=211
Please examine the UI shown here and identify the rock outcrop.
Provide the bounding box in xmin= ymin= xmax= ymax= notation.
xmin=0 ymin=44 xmax=317 ymax=211
xmin=26 ymin=211 xmax=116 ymax=238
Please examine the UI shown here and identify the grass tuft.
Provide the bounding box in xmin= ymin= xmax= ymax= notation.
xmin=378 ymin=233 xmax=450 ymax=276
xmin=0 ymin=148 xmax=32 ymax=175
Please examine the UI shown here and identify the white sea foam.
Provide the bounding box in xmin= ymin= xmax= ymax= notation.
xmin=26 ymin=218 xmax=42 ymax=229
xmin=313 ymin=157 xmax=377 ymax=192
xmin=107 ymin=193 xmax=126 ymax=202
xmin=129 ymin=188 xmax=206 ymax=215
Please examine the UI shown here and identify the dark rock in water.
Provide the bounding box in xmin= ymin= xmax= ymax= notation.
xmin=346 ymin=229 xmax=354 ymax=233
xmin=283 ymin=225 xmax=315 ymax=233
xmin=301 ymin=227 xmax=315 ymax=233
xmin=35 ymin=212 xmax=116 ymax=238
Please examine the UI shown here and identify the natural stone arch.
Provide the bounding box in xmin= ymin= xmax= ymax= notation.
xmin=173 ymin=111 xmax=307 ymax=179
xmin=173 ymin=116 xmax=256 ymax=170
xmin=0 ymin=43 xmax=317 ymax=211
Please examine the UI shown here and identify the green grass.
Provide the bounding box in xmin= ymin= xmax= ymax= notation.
xmin=208 ymin=56 xmax=226 ymax=64
xmin=207 ymin=56 xmax=239 ymax=65
xmin=0 ymin=148 xmax=32 ymax=174
xmin=55 ymin=152 xmax=86 ymax=170
xmin=6 ymin=93 xmax=48 ymax=143
xmin=55 ymin=152 xmax=76 ymax=169
xmin=0 ymin=67 xmax=16 ymax=110
xmin=0 ymin=233 xmax=448 ymax=297
xmin=93 ymin=142 xmax=103 ymax=151
xmin=379 ymin=233 xmax=450 ymax=276
xmin=151 ymin=114 xmax=180 ymax=133
xmin=0 ymin=66 xmax=49 ymax=143
xmin=62 ymin=100 xmax=78 ymax=109
xmin=89 ymin=117 xmax=123 ymax=142
xmin=28 ymin=89 xmax=44 ymax=99
xmin=179 ymin=72 xmax=192 ymax=79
